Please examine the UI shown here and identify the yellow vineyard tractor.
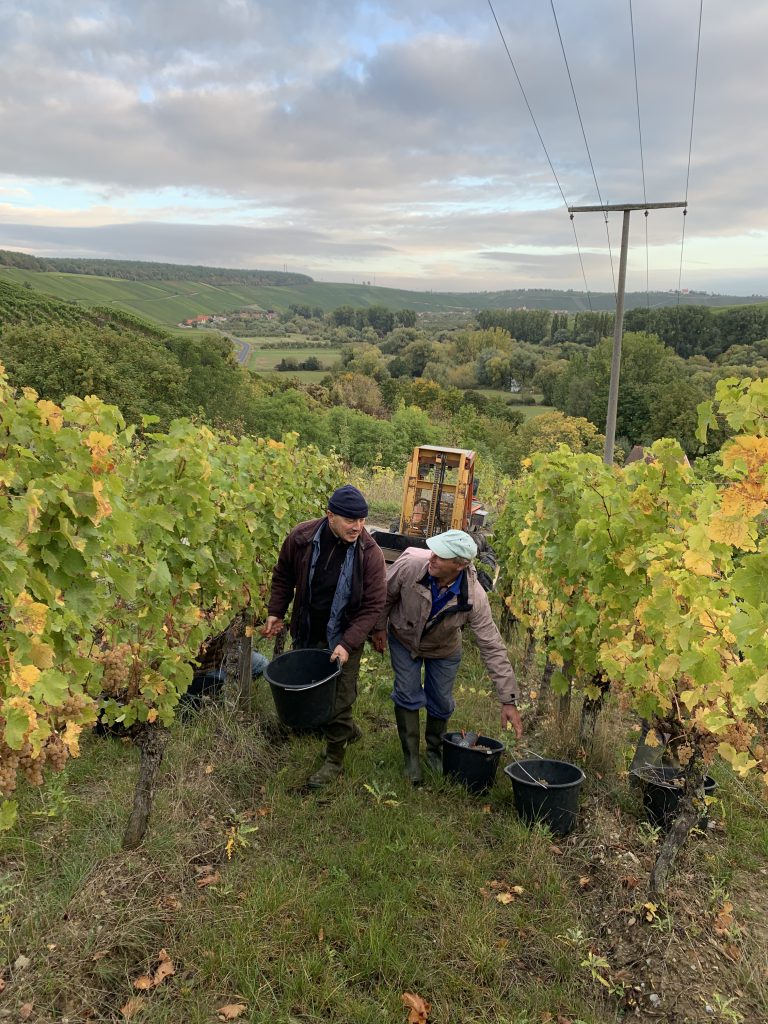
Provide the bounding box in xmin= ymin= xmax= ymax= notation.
xmin=369 ymin=445 xmax=497 ymax=590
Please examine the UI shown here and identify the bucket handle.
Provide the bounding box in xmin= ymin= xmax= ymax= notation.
xmin=508 ymin=758 xmax=550 ymax=788
xmin=276 ymin=656 xmax=342 ymax=693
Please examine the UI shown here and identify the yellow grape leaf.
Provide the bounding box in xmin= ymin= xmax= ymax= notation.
xmin=657 ymin=654 xmax=680 ymax=680
xmin=29 ymin=640 xmax=55 ymax=669
xmin=707 ymin=512 xmax=755 ymax=551
xmin=752 ymin=675 xmax=768 ymax=703
xmin=721 ymin=434 xmax=768 ymax=473
xmin=402 ymin=992 xmax=431 ymax=1023
xmin=62 ymin=721 xmax=83 ymax=757
xmin=548 ymin=650 xmax=564 ymax=668
xmin=91 ymin=480 xmax=112 ymax=525
xmin=37 ymin=399 xmax=63 ymax=432
xmin=718 ymin=742 xmax=758 ymax=776
xmin=146 ymin=709 xmax=158 ymax=724
xmin=11 ymin=592 xmax=48 ymax=635
xmin=721 ymin=482 xmax=767 ymax=519
xmin=22 ymin=386 xmax=39 ymax=401
xmin=683 ymin=549 xmax=713 ymax=576
xmin=644 ymin=730 xmax=662 ymax=749
xmin=698 ymin=611 xmax=718 ymax=634
xmin=10 ymin=662 xmax=41 ymax=693
xmin=84 ymin=430 xmax=114 ymax=455
xmin=26 ymin=486 xmax=42 ymax=533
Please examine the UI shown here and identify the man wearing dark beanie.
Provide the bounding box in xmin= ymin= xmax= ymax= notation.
xmin=261 ymin=485 xmax=386 ymax=788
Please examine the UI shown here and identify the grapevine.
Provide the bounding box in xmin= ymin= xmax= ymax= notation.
xmin=495 ymin=376 xmax=768 ymax=797
xmin=1 ymin=363 xmax=340 ymax=830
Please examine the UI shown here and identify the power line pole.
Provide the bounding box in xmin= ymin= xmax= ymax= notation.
xmin=568 ymin=201 xmax=687 ymax=464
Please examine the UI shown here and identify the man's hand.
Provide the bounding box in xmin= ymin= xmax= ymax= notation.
xmin=371 ymin=630 xmax=387 ymax=654
xmin=501 ymin=704 xmax=523 ymax=739
xmin=330 ymin=644 xmax=349 ymax=665
xmin=260 ymin=615 xmax=284 ymax=638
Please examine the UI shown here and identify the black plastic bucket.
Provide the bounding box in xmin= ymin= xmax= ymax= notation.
xmin=264 ymin=649 xmax=341 ymax=731
xmin=504 ymin=759 xmax=585 ymax=836
xmin=640 ymin=767 xmax=717 ymax=831
xmin=442 ymin=733 xmax=505 ymax=795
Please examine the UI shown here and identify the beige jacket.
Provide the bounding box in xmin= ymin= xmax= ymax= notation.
xmin=376 ymin=548 xmax=518 ymax=703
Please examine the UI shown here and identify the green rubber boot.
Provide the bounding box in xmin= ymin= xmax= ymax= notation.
xmin=395 ymin=706 xmax=423 ymax=785
xmin=425 ymin=714 xmax=448 ymax=773
xmin=307 ymin=742 xmax=346 ymax=790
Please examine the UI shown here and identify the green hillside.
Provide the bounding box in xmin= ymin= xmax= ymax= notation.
xmin=1 ymin=250 xmax=765 ymax=327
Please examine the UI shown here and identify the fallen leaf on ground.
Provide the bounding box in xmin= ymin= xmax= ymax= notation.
xmin=643 ymin=901 xmax=658 ymax=922
xmin=121 ymin=996 xmax=145 ymax=1019
xmin=318 ymin=927 xmax=325 ymax=942
xmin=482 ymin=804 xmax=492 ymax=813
xmin=196 ymin=871 xmax=221 ymax=888
xmin=578 ymin=876 xmax=591 ymax=889
xmin=402 ymin=991 xmax=431 ymax=1023
xmin=217 ymin=1003 xmax=247 ymax=1020
xmin=510 ymin=885 xmax=525 ymax=895
xmin=723 ymin=942 xmax=741 ymax=962
xmin=714 ymin=900 xmax=735 ymax=936
xmin=152 ymin=949 xmax=175 ymax=985
xmin=91 ymin=951 xmax=108 ymax=961
xmin=133 ymin=949 xmax=175 ymax=990
xmin=13 ymin=954 xmax=31 ymax=971
xmin=256 ymin=806 xmax=271 ymax=817
xmin=19 ymin=1004 xmax=34 ymax=1020
xmin=204 ymin=764 xmax=215 ymax=774
xmin=496 ymin=892 xmax=514 ymax=905
xmin=0 ymin=979 xmax=4 ymax=993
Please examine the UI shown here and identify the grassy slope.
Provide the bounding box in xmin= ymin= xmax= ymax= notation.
xmin=3 ymin=636 xmax=767 ymax=1024
xmin=2 ymin=266 xmax=765 ymax=326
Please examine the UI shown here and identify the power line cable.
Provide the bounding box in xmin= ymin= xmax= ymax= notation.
xmin=628 ymin=0 xmax=650 ymax=308
xmin=549 ymin=0 xmax=617 ymax=298
xmin=677 ymin=0 xmax=704 ymax=308
xmin=486 ymin=0 xmax=593 ymax=310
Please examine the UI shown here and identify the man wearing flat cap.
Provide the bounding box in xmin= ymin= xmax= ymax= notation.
xmin=372 ymin=529 xmax=522 ymax=785
xmin=261 ymin=484 xmax=386 ymax=788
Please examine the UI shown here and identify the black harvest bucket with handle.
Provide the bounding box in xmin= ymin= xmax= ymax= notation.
xmin=504 ymin=758 xmax=585 ymax=836
xmin=264 ymin=648 xmax=341 ymax=731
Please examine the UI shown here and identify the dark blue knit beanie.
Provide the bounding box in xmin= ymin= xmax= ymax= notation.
xmin=328 ymin=484 xmax=369 ymax=518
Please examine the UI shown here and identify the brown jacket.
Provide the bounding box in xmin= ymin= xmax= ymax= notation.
xmin=376 ymin=548 xmax=518 ymax=703
xmin=267 ymin=518 xmax=386 ymax=653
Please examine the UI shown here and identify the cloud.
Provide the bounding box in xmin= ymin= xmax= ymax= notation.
xmin=0 ymin=0 xmax=766 ymax=292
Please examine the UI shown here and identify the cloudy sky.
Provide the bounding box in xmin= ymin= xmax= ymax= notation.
xmin=0 ymin=0 xmax=765 ymax=294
